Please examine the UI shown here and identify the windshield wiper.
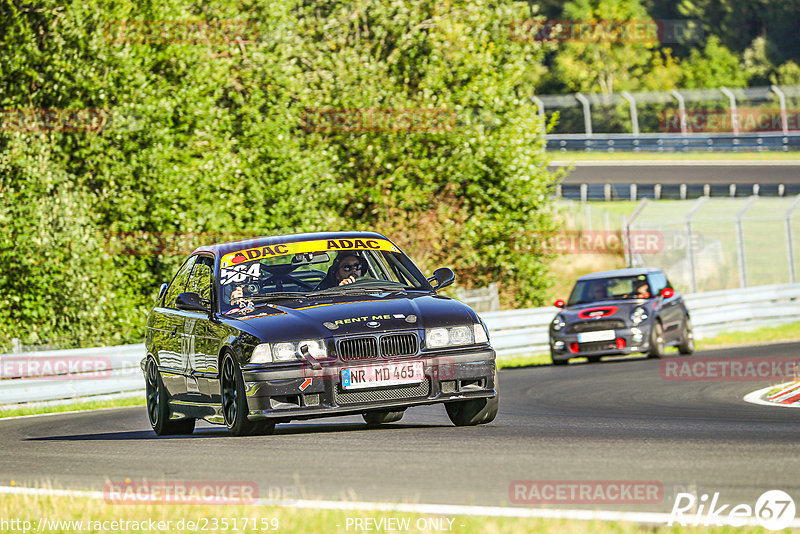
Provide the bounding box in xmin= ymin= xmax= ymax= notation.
xmin=248 ymin=292 xmax=308 ymax=301
xmin=308 ymin=284 xmax=408 ymax=297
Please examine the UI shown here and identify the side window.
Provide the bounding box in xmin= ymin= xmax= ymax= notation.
xmin=186 ymin=256 xmax=213 ymax=304
xmin=163 ymin=256 xmax=197 ymax=308
xmin=648 ymin=272 xmax=668 ymax=293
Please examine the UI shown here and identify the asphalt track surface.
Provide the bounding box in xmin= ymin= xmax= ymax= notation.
xmin=2 ymin=342 xmax=799 ymax=513
xmin=549 ymin=162 xmax=800 ymax=185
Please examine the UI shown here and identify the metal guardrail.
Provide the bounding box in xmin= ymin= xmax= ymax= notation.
xmin=546 ymin=132 xmax=800 ymax=153
xmin=2 ymin=283 xmax=799 ymax=405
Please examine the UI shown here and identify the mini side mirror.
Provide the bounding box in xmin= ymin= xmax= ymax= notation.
xmin=428 ymin=267 xmax=456 ymax=291
xmin=660 ymin=288 xmax=675 ymax=298
xmin=175 ymin=292 xmax=210 ymax=313
xmin=554 ymin=299 xmax=565 ymax=308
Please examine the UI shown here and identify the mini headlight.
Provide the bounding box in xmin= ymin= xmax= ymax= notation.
xmin=630 ymin=307 xmax=648 ymax=325
xmin=250 ymin=343 xmax=273 ymax=364
xmin=552 ymin=314 xmax=566 ymax=331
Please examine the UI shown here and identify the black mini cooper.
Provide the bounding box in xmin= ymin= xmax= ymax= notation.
xmin=142 ymin=232 xmax=498 ymax=435
xmin=549 ymin=268 xmax=694 ymax=365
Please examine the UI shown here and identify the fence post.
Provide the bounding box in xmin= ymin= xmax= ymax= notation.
xmin=11 ymin=338 xmax=21 ymax=354
xmin=685 ymin=197 xmax=708 ymax=293
xmin=671 ymin=90 xmax=688 ymax=135
xmin=580 ymin=183 xmax=588 ymax=203
xmin=720 ymin=87 xmax=739 ymax=135
xmin=621 ymin=91 xmax=639 ymax=136
xmin=575 ymin=93 xmax=593 ymax=137
xmin=532 ymin=95 xmax=546 ymax=134
xmin=770 ymin=85 xmax=789 ymax=135
xmin=624 ymin=198 xmax=650 ymax=268
xmin=785 ymin=195 xmax=800 ymax=283
xmin=735 ymin=196 xmax=757 ymax=288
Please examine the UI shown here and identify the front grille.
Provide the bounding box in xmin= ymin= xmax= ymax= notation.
xmin=578 ymin=340 xmax=618 ymax=353
xmin=338 ymin=337 xmax=379 ymax=361
xmin=380 ymin=333 xmax=418 ymax=358
xmin=334 ymin=380 xmax=430 ymax=405
xmin=568 ymin=319 xmax=625 ymax=334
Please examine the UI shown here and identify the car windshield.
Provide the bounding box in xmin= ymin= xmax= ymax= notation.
xmin=218 ymin=238 xmax=430 ymax=313
xmin=567 ymin=275 xmax=652 ymax=306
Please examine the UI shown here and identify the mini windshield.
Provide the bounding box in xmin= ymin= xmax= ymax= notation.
xmin=218 ymin=239 xmax=430 ymax=313
xmin=567 ymin=275 xmax=651 ymax=306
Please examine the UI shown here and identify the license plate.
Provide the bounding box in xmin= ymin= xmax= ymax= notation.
xmin=577 ymin=330 xmax=615 ymax=343
xmin=341 ymin=361 xmax=424 ymax=390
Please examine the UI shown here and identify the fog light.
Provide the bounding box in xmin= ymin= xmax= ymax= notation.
xmin=554 ymin=341 xmax=565 ymax=350
xmin=631 ymin=327 xmax=643 ymax=343
xmin=616 ymin=338 xmax=626 ymax=350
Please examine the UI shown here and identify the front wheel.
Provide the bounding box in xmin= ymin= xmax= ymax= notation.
xmin=648 ymin=321 xmax=665 ymax=359
xmin=445 ymin=395 xmax=498 ymax=426
xmin=145 ymin=359 xmax=195 ymax=436
xmin=362 ymin=410 xmax=405 ymax=426
xmin=678 ymin=317 xmax=695 ymax=355
xmin=221 ymin=354 xmax=275 ymax=436
xmin=551 ymin=349 xmax=568 ymax=366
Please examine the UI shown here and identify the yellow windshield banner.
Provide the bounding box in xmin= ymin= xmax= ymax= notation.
xmin=220 ymin=238 xmax=399 ymax=268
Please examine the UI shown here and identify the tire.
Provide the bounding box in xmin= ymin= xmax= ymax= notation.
xmin=678 ymin=317 xmax=695 ymax=355
xmin=362 ymin=409 xmax=405 ymax=426
xmin=445 ymin=395 xmax=499 ymax=426
xmin=587 ymin=355 xmax=601 ymax=363
xmin=145 ymin=359 xmax=195 ymax=436
xmin=221 ymin=353 xmax=275 ymax=436
xmin=648 ymin=321 xmax=665 ymax=359
xmin=551 ymin=349 xmax=568 ymax=366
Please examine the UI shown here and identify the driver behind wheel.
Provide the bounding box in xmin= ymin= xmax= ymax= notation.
xmin=316 ymin=252 xmax=365 ymax=289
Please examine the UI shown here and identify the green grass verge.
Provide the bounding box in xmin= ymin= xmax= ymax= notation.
xmin=549 ymin=151 xmax=800 ymax=161
xmin=0 ymin=493 xmax=772 ymax=533
xmin=0 ymin=395 xmax=144 ymax=419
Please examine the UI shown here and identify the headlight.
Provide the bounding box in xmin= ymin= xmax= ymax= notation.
xmin=473 ymin=323 xmax=489 ymax=344
xmin=552 ymin=314 xmax=566 ymax=331
xmin=630 ymin=307 xmax=648 ymax=325
xmin=254 ymin=339 xmax=328 ymax=363
xmin=250 ymin=343 xmax=272 ymax=364
xmin=426 ymin=325 xmax=475 ymax=348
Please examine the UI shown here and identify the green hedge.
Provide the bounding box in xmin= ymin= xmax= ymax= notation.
xmin=0 ymin=0 xmax=556 ymax=350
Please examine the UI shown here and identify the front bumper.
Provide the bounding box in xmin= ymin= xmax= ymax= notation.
xmin=550 ymin=323 xmax=653 ymax=361
xmin=240 ymin=349 xmax=497 ymax=421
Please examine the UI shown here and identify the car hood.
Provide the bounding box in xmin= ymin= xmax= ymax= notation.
xmin=221 ymin=292 xmax=479 ymax=342
xmin=560 ymin=299 xmax=653 ymax=322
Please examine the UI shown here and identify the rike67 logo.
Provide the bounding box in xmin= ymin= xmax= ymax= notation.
xmin=670 ymin=490 xmax=796 ymax=530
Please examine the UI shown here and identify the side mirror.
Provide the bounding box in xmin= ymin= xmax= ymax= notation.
xmin=175 ymin=292 xmax=210 ymax=313
xmin=554 ymin=299 xmax=565 ymax=308
xmin=428 ymin=267 xmax=456 ymax=291
xmin=660 ymin=288 xmax=675 ymax=298
xmin=157 ymin=283 xmax=168 ymax=302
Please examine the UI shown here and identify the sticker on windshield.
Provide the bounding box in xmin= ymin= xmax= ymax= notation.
xmin=221 ymin=263 xmax=261 ymax=285
xmin=220 ymin=238 xmax=399 ymax=268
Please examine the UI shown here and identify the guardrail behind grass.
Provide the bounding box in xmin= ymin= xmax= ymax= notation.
xmin=2 ymin=283 xmax=800 ymax=405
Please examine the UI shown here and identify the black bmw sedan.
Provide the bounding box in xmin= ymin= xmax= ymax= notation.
xmin=142 ymin=231 xmax=498 ymax=435
xmin=549 ymin=268 xmax=694 ymax=365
